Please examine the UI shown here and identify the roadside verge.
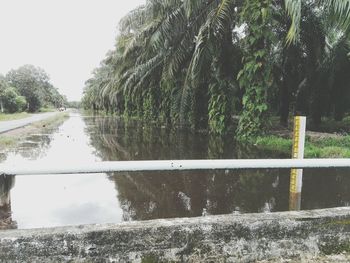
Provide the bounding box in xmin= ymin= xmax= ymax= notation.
xmin=0 ymin=112 xmax=69 ymax=149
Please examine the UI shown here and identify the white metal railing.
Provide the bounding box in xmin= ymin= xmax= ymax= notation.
xmin=1 ymin=158 xmax=350 ymax=176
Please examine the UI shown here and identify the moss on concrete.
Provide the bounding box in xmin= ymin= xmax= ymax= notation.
xmin=1 ymin=207 xmax=350 ymax=262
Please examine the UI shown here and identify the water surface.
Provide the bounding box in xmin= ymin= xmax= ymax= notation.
xmin=1 ymin=112 xmax=350 ymax=229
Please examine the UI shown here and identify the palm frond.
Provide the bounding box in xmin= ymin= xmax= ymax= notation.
xmin=212 ymin=0 xmax=234 ymax=37
xmin=119 ymin=6 xmax=147 ymax=34
xmin=284 ymin=0 xmax=301 ymax=44
xmin=149 ymin=5 xmax=186 ymax=50
xmin=183 ymin=0 xmax=208 ymax=18
xmin=123 ymin=53 xmax=164 ymax=96
xmin=325 ymin=0 xmax=350 ymax=31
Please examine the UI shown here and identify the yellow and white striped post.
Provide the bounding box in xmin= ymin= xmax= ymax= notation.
xmin=289 ymin=116 xmax=306 ymax=211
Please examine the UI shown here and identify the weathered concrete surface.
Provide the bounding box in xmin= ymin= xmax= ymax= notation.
xmin=1 ymin=207 xmax=350 ymax=262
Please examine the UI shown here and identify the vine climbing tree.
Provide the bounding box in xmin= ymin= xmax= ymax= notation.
xmin=236 ymin=0 xmax=273 ymax=140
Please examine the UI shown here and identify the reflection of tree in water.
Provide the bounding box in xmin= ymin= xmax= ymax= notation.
xmin=0 ymin=152 xmax=6 ymax=163
xmin=86 ymin=117 xmax=350 ymax=221
xmin=14 ymin=133 xmax=53 ymax=160
xmin=301 ymin=168 xmax=350 ymax=210
xmin=0 ymin=174 xmax=16 ymax=229
xmin=86 ymin=117 xmax=292 ymax=221
xmin=109 ymin=169 xmax=292 ymax=221
xmin=0 ymin=120 xmax=65 ymax=229
xmin=0 ymin=121 xmax=64 ymax=162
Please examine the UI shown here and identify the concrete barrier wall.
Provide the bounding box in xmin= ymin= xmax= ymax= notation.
xmin=1 ymin=207 xmax=350 ymax=262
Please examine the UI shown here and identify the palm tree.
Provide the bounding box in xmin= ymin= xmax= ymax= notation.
xmin=82 ymin=0 xmax=350 ymax=137
xmin=285 ymin=0 xmax=350 ymax=44
xmin=85 ymin=0 xmax=242 ymax=133
xmin=278 ymin=1 xmax=350 ymax=125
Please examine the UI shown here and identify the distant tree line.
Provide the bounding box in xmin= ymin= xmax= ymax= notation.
xmin=0 ymin=65 xmax=67 ymax=113
xmin=82 ymin=0 xmax=350 ymax=139
xmin=66 ymin=101 xmax=81 ymax=109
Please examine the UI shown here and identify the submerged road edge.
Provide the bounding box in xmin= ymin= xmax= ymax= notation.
xmin=0 ymin=112 xmax=61 ymax=134
xmin=1 ymin=207 xmax=350 ymax=262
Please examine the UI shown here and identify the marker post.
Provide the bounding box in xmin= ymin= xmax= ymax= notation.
xmin=289 ymin=116 xmax=306 ymax=211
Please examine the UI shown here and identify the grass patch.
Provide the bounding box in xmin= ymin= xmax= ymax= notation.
xmin=255 ymin=136 xmax=293 ymax=153
xmin=311 ymin=136 xmax=350 ymax=148
xmin=0 ymin=136 xmax=16 ymax=147
xmin=0 ymin=112 xmax=69 ymax=150
xmin=39 ymin=107 xmax=56 ymax=113
xmin=0 ymin=112 xmax=32 ymax=121
xmin=255 ymin=135 xmax=350 ymax=158
xmin=317 ymin=115 xmax=350 ymax=133
xmin=32 ymin=112 xmax=69 ymax=129
xmin=318 ymin=147 xmax=350 ymax=158
xmin=304 ymin=144 xmax=322 ymax=158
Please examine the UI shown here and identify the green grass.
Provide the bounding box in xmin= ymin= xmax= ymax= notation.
xmin=317 ymin=115 xmax=350 ymax=133
xmin=0 ymin=112 xmax=32 ymax=121
xmin=32 ymin=112 xmax=69 ymax=129
xmin=255 ymin=136 xmax=293 ymax=153
xmin=0 ymin=136 xmax=17 ymax=147
xmin=39 ymin=107 xmax=56 ymax=113
xmin=255 ymin=135 xmax=350 ymax=158
xmin=0 ymin=112 xmax=69 ymax=149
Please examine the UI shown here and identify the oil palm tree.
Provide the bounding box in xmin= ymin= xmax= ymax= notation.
xmin=278 ymin=0 xmax=350 ymax=125
xmin=83 ymin=0 xmax=350 ymax=136
xmin=100 ymin=0 xmax=242 ymax=132
xmin=285 ymin=0 xmax=350 ymax=44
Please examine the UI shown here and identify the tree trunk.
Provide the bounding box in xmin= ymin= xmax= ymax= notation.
xmin=279 ymin=80 xmax=290 ymax=127
xmin=295 ymin=78 xmax=309 ymax=116
xmin=193 ymin=83 xmax=209 ymax=130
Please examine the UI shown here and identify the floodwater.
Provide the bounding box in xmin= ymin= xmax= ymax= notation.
xmin=1 ymin=112 xmax=350 ymax=229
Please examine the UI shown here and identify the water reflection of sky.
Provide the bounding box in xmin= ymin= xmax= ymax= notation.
xmin=2 ymin=113 xmax=123 ymax=229
xmin=1 ymin=112 xmax=350 ymax=229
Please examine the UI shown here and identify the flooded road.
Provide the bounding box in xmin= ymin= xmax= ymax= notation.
xmin=1 ymin=112 xmax=350 ymax=229
xmin=0 ymin=113 xmax=123 ymax=229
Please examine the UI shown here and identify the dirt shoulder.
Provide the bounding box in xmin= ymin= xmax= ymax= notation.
xmin=0 ymin=112 xmax=69 ymax=150
xmin=0 ymin=112 xmax=62 ymax=134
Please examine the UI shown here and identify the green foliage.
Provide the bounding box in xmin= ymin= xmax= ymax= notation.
xmin=0 ymin=87 xmax=17 ymax=113
xmin=143 ymin=91 xmax=157 ymax=121
xmin=285 ymin=0 xmax=350 ymax=43
xmin=208 ymin=78 xmax=233 ymax=134
xmin=0 ymin=112 xmax=31 ymax=121
xmin=66 ymin=101 xmax=81 ymax=109
xmin=82 ymin=0 xmax=241 ymax=133
xmin=6 ymin=65 xmax=66 ymax=112
xmin=255 ymin=134 xmax=350 ymax=158
xmin=0 ymin=87 xmax=27 ymax=113
xmin=81 ymin=0 xmax=350 ymax=138
xmin=236 ymin=0 xmax=273 ymax=140
xmin=15 ymin=95 xmax=27 ymax=112
xmin=255 ymin=136 xmax=293 ymax=152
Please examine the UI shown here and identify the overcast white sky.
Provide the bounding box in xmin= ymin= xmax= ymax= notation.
xmin=0 ymin=0 xmax=145 ymax=101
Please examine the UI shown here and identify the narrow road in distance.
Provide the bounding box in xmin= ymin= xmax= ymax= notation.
xmin=0 ymin=112 xmax=61 ymax=134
